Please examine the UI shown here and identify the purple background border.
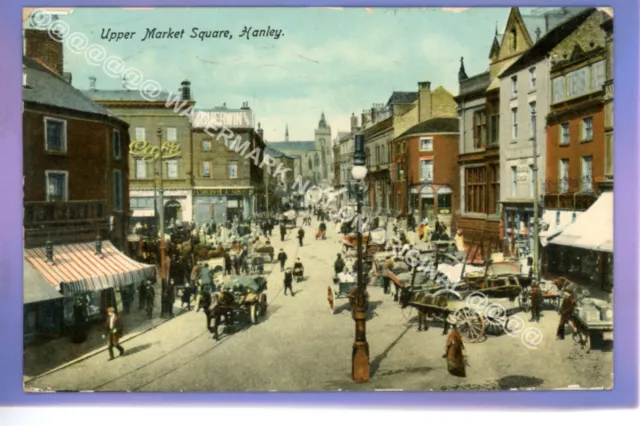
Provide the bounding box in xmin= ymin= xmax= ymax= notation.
xmin=0 ymin=0 xmax=636 ymax=408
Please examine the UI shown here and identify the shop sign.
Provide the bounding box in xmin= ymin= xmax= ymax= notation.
xmin=194 ymin=188 xmax=248 ymax=196
xmin=129 ymin=140 xmax=182 ymax=161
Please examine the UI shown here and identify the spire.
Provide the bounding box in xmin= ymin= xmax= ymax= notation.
xmin=318 ymin=112 xmax=328 ymax=129
xmin=285 ymin=124 xmax=289 ymax=142
xmin=458 ymin=57 xmax=468 ymax=82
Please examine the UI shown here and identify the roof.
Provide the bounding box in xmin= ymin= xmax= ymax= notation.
xmin=387 ymin=91 xmax=418 ymax=105
xmin=503 ymin=8 xmax=597 ymax=77
xmin=264 ymin=145 xmax=294 ymax=159
xmin=268 ymin=141 xmax=316 ymax=152
xmin=24 ymin=261 xmax=63 ymax=304
xmin=23 ymin=57 xmax=115 ymax=117
xmin=82 ymin=88 xmax=178 ymax=102
xmin=397 ymin=117 xmax=459 ymax=139
xmin=487 ymin=56 xmax=520 ymax=90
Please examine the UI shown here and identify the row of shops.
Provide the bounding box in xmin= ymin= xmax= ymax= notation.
xmin=23 ymin=240 xmax=156 ymax=341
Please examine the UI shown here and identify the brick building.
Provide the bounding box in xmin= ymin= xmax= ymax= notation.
xmin=23 ymin=29 xmax=154 ymax=339
xmin=541 ymin=11 xmax=612 ymax=291
xmin=393 ymin=118 xmax=459 ymax=230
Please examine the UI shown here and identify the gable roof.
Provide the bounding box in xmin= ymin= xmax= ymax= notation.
xmin=264 ymin=145 xmax=294 ymax=159
xmin=268 ymin=141 xmax=316 ymax=152
xmin=23 ymin=57 xmax=115 ymax=118
xmin=82 ymin=88 xmax=178 ymax=102
xmin=386 ymin=91 xmax=418 ymax=105
xmin=502 ymin=7 xmax=596 ymax=77
xmin=397 ymin=117 xmax=459 ymax=139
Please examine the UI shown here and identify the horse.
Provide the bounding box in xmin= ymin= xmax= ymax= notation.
xmin=208 ymin=291 xmax=236 ymax=340
xmin=400 ymin=290 xmax=449 ymax=331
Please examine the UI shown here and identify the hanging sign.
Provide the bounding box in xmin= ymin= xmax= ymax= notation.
xmin=129 ymin=140 xmax=182 ymax=161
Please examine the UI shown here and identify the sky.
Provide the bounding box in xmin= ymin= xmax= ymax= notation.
xmin=45 ymin=7 xmax=546 ymax=142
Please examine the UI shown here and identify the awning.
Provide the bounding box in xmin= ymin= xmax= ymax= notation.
xmin=23 ymin=262 xmax=63 ymax=304
xmin=550 ymin=192 xmax=613 ymax=252
xmin=132 ymin=209 xmax=155 ymax=218
xmin=24 ymin=241 xmax=156 ymax=297
xmin=539 ymin=209 xmax=581 ymax=247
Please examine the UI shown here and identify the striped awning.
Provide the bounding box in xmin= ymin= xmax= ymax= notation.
xmin=24 ymin=241 xmax=156 ymax=296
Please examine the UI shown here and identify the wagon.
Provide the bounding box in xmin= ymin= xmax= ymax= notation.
xmin=218 ymin=275 xmax=268 ymax=324
xmin=517 ymin=279 xmax=563 ymax=312
xmin=327 ymin=273 xmax=369 ymax=314
xmin=572 ymin=302 xmax=613 ymax=353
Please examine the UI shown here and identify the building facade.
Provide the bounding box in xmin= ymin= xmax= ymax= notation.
xmin=498 ymin=8 xmax=596 ymax=258
xmin=363 ymin=114 xmax=393 ymax=212
xmin=393 ymin=118 xmax=459 ymax=230
xmin=83 ymin=80 xmax=196 ymax=229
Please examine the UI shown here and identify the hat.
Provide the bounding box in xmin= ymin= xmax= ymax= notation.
xmin=107 ymin=307 xmax=115 ymax=313
xmin=456 ymin=229 xmax=463 ymax=235
xmin=446 ymin=314 xmax=458 ymax=325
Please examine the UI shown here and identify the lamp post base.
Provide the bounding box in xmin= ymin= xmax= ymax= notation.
xmin=352 ymin=341 xmax=370 ymax=383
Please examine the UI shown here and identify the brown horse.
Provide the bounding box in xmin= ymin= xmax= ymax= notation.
xmin=400 ymin=290 xmax=449 ymax=331
xmin=208 ymin=291 xmax=235 ymax=340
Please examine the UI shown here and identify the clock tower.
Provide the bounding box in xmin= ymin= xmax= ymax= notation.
xmin=315 ymin=112 xmax=332 ymax=182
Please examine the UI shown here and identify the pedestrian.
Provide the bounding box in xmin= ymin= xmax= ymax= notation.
xmin=234 ymin=255 xmax=241 ymax=275
xmin=165 ymin=279 xmax=176 ymax=318
xmin=200 ymin=263 xmax=214 ymax=292
xmin=280 ymin=223 xmax=286 ymax=242
xmin=529 ymin=282 xmax=542 ymax=323
xmin=297 ymin=227 xmax=305 ymax=247
xmin=277 ymin=249 xmax=288 ymax=272
xmin=443 ymin=315 xmax=466 ymax=377
xmin=181 ymin=282 xmax=193 ymax=311
xmin=382 ymin=255 xmax=394 ymax=294
xmin=333 ymin=253 xmax=345 ymax=276
xmin=284 ymin=268 xmax=294 ymax=296
xmin=556 ymin=290 xmax=576 ymax=340
xmin=223 ymin=252 xmax=233 ymax=276
xmin=104 ymin=307 xmax=125 ymax=361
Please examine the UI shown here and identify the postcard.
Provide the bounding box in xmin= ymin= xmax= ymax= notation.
xmin=21 ymin=6 xmax=613 ymax=392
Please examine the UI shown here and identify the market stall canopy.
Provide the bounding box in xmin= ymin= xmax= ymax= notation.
xmin=23 ymin=261 xmax=63 ymax=305
xmin=539 ymin=209 xmax=582 ymax=247
xmin=24 ymin=241 xmax=156 ymax=297
xmin=549 ymin=191 xmax=613 ymax=253
xmin=132 ymin=209 xmax=155 ymax=218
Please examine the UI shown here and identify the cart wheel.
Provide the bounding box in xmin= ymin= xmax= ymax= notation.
xmin=327 ymin=286 xmax=335 ymax=313
xmin=250 ymin=304 xmax=258 ymax=324
xmin=518 ymin=294 xmax=530 ymax=313
xmin=454 ymin=307 xmax=484 ymax=343
xmin=259 ymin=294 xmax=267 ymax=317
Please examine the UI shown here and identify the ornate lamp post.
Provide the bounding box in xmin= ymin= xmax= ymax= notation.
xmin=157 ymin=127 xmax=168 ymax=315
xmin=351 ymin=134 xmax=369 ymax=383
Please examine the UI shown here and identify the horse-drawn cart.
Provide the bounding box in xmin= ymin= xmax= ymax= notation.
xmin=327 ymin=273 xmax=369 ymax=314
xmin=572 ymin=301 xmax=613 ymax=353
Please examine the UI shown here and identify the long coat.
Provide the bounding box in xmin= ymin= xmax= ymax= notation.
xmin=445 ymin=328 xmax=466 ymax=377
xmin=105 ymin=315 xmax=124 ymax=345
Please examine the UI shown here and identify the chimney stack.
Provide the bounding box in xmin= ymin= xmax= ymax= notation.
xmin=89 ymin=76 xmax=96 ymax=90
xmin=419 ymin=81 xmax=431 ymax=91
xmin=180 ymin=80 xmax=191 ymax=101
xmin=25 ymin=28 xmax=64 ymax=76
xmin=257 ymin=122 xmax=264 ymax=140
xmin=241 ymin=101 xmax=250 ymax=110
xmin=350 ymin=112 xmax=358 ymax=133
xmin=45 ymin=239 xmax=54 ymax=263
xmin=370 ymin=107 xmax=376 ymax=124
xmin=63 ymin=72 xmax=72 ymax=84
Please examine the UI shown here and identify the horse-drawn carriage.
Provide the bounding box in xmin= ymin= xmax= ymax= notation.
xmin=327 ymin=272 xmax=369 ymax=314
xmin=208 ymin=275 xmax=269 ymax=340
xmin=253 ymin=239 xmax=275 ymax=262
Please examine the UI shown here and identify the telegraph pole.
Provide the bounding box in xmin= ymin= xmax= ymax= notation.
xmin=532 ymin=109 xmax=540 ymax=282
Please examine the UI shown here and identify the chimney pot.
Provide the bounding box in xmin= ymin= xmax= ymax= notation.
xmin=45 ymin=240 xmax=54 ymax=263
xmin=180 ymin=79 xmax=191 ymax=101
xmin=89 ymin=76 xmax=96 ymax=90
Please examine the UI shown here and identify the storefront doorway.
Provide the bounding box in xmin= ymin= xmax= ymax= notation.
xmin=164 ymin=200 xmax=182 ymax=225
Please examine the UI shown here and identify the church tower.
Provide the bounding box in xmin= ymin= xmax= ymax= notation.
xmin=314 ymin=112 xmax=332 ymax=182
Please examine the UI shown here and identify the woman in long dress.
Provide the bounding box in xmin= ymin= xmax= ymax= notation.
xmin=444 ymin=315 xmax=466 ymax=377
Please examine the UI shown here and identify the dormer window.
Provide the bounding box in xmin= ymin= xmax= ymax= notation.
xmin=510 ymin=28 xmax=517 ymax=51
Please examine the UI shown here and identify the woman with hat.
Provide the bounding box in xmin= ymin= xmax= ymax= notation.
xmin=443 ymin=314 xmax=466 ymax=377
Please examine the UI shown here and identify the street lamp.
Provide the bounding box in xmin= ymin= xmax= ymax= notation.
xmin=531 ymin=109 xmax=540 ymax=282
xmin=351 ymin=134 xmax=369 ymax=383
xmin=156 ymin=127 xmax=168 ymax=316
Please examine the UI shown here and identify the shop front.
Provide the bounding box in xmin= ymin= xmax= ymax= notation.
xmin=547 ymin=191 xmax=613 ymax=292
xmin=130 ymin=189 xmax=193 ymax=226
xmin=193 ymin=188 xmax=253 ymax=224
xmin=24 ymin=240 xmax=157 ymax=333
xmin=502 ymin=202 xmax=537 ymax=258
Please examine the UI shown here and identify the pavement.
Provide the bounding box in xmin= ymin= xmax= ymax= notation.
xmin=24 ymin=219 xmax=613 ymax=392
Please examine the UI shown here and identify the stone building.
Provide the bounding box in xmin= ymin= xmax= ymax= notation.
xmin=541 ymin=11 xmax=612 ymax=291
xmin=191 ymin=107 xmax=265 ymax=223
xmin=268 ymin=113 xmax=334 ymax=188
xmin=498 ymin=7 xmax=597 ymax=258
xmin=83 ymin=79 xmax=196 ymax=227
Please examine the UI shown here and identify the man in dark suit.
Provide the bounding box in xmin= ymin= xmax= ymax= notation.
xmin=284 ymin=268 xmax=294 ymax=296
xmin=529 ymin=282 xmax=542 ymax=323
xmin=104 ymin=307 xmax=124 ymax=360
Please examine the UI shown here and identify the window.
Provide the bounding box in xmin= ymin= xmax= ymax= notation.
xmin=489 ymin=164 xmax=500 ymax=214
xmin=166 ymin=127 xmax=177 ymax=141
xmin=529 ymin=67 xmax=536 ymax=89
xmin=529 ymin=165 xmax=535 ymax=197
xmin=465 ymin=167 xmax=487 ymax=214
xmin=529 ymin=102 xmax=536 ymax=139
xmin=136 ymin=159 xmax=147 ymax=179
xmin=560 ymin=123 xmax=570 ymax=145
xmin=135 ymin=127 xmax=145 ymax=141
xmin=511 ymin=76 xmax=518 ymax=96
xmin=581 ymin=156 xmax=593 ymax=192
xmin=228 ymin=161 xmax=238 ymax=179
xmin=511 ymin=108 xmax=518 ymax=139
xmin=437 ymin=193 xmax=452 ymax=215
xmin=420 ymin=159 xmax=433 ymax=181
xmin=167 ymin=159 xmax=178 ymax=179
xmin=559 ymin=159 xmax=569 ymax=193
xmin=420 ymin=137 xmax=433 ymax=151
xmin=488 ymin=115 xmax=499 ymax=145
xmin=510 ymin=28 xmax=517 ymax=51
xmin=45 ymin=170 xmax=68 ymax=202
xmin=113 ymin=129 xmax=122 ymax=159
xmin=202 ymin=140 xmax=212 ymax=151
xmin=131 ymin=197 xmax=155 ymax=209
xmin=511 ymin=166 xmax=517 ymax=197
xmin=202 ymin=161 xmax=211 ymax=177
xmin=582 ymin=117 xmax=593 ymax=141
xmin=388 ymin=142 xmax=392 ymax=163
xmin=473 ymin=110 xmax=486 ymax=148
xmin=113 ymin=170 xmax=123 ymax=211
xmin=397 ymin=164 xmax=404 ymax=181
xmin=552 ymin=76 xmax=566 ymax=103
xmin=566 ymin=66 xmax=589 ymax=98
xmin=44 ymin=117 xmax=67 ymax=152
xmin=592 ymin=60 xmax=605 ymax=91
